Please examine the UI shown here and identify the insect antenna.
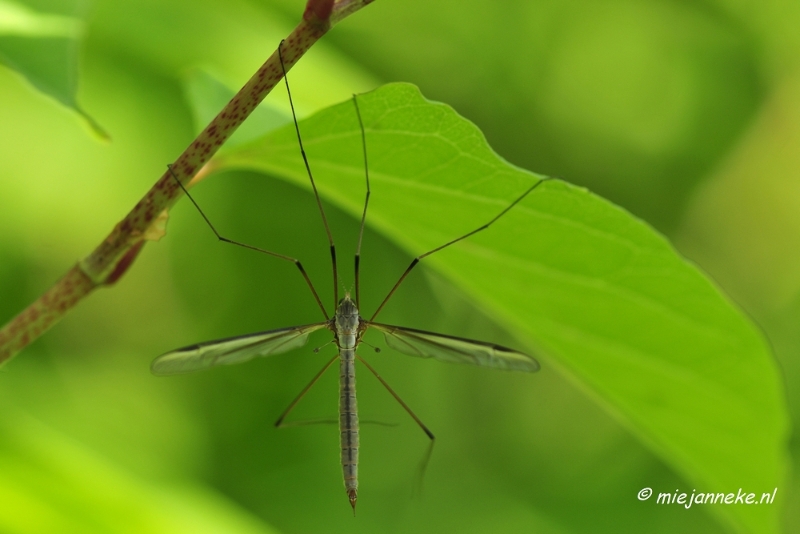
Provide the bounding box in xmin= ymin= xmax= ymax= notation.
xmin=369 ymin=177 xmax=551 ymax=323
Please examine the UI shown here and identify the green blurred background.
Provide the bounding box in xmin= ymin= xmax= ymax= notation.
xmin=0 ymin=0 xmax=797 ymax=532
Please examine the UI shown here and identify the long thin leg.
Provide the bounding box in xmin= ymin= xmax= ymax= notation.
xmin=275 ymin=353 xmax=339 ymax=427
xmin=278 ymin=42 xmax=339 ymax=309
xmin=413 ymin=438 xmax=436 ymax=499
xmin=356 ymin=354 xmax=436 ymax=496
xmin=355 ymin=354 xmax=434 ymax=441
xmin=352 ymin=95 xmax=371 ymax=309
xmin=166 ymin=164 xmax=329 ymax=320
xmin=369 ymin=178 xmax=551 ymax=322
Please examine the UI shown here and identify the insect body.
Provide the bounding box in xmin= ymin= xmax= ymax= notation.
xmin=152 ymin=41 xmax=543 ymax=512
xmin=152 ymin=292 xmax=539 ymax=511
xmin=335 ymin=295 xmax=361 ymax=510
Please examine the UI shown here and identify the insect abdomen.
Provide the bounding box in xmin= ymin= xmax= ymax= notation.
xmin=339 ymin=347 xmax=359 ymax=510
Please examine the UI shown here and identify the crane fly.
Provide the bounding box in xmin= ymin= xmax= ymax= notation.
xmin=152 ymin=41 xmax=544 ymax=513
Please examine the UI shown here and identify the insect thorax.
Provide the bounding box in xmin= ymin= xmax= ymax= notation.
xmin=335 ymin=295 xmax=361 ymax=337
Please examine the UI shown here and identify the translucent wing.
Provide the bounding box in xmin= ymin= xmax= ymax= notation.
xmin=151 ymin=322 xmax=329 ymax=376
xmin=369 ymin=323 xmax=540 ymax=372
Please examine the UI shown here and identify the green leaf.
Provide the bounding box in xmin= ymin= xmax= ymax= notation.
xmin=0 ymin=0 xmax=107 ymax=139
xmin=0 ymin=407 xmax=281 ymax=534
xmin=211 ymin=82 xmax=788 ymax=534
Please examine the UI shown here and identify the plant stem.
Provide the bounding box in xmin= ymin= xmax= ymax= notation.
xmin=0 ymin=0 xmax=375 ymax=366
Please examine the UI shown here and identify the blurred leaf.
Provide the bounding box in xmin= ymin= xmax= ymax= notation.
xmin=322 ymin=0 xmax=762 ymax=232
xmin=0 ymin=0 xmax=107 ymax=139
xmin=89 ymin=0 xmax=377 ymax=117
xmin=0 ymin=408 xmax=281 ymax=534
xmin=1 ymin=0 xmax=796 ymax=531
xmin=208 ymin=83 xmax=787 ymax=534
